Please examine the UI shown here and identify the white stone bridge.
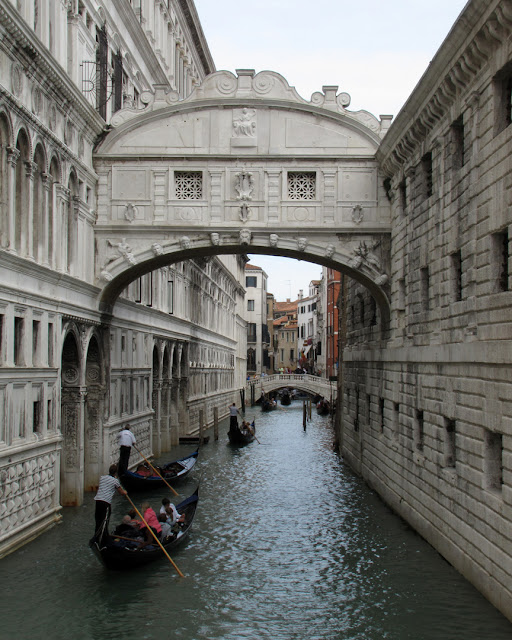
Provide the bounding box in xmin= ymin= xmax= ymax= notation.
xmin=247 ymin=374 xmax=337 ymax=403
xmin=93 ymin=69 xmax=392 ymax=326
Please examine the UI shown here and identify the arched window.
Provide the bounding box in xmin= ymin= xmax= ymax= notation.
xmin=15 ymin=129 xmax=30 ymax=256
xmin=67 ymin=171 xmax=79 ymax=274
xmin=33 ymin=144 xmax=45 ymax=263
xmin=48 ymin=157 xmax=60 ymax=269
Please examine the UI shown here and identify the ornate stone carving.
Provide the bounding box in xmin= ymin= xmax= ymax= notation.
xmin=11 ymin=63 xmax=23 ymax=97
xmin=239 ymin=202 xmax=251 ymax=222
xmin=32 ymin=86 xmax=43 ymax=115
xmin=63 ymin=365 xmax=79 ymax=384
xmin=352 ymin=204 xmax=364 ymax=224
xmin=239 ymin=229 xmax=252 ymax=245
xmin=108 ymin=238 xmax=137 ymax=265
xmin=100 ymin=270 xmax=113 ymax=282
xmin=233 ymin=108 xmax=256 ymax=137
xmin=325 ymin=243 xmax=335 ymax=258
xmin=124 ymin=203 xmax=138 ymax=222
xmin=78 ymin=135 xmax=84 ymax=158
xmin=152 ymin=243 xmax=164 ymax=256
xmin=269 ymin=234 xmax=279 ymax=247
xmin=180 ymin=236 xmax=191 ymax=250
xmin=297 ymin=237 xmax=308 ymax=251
xmin=235 ymin=171 xmax=254 ymax=200
xmin=375 ymin=274 xmax=389 ymax=286
xmin=210 ymin=232 xmax=220 ymax=246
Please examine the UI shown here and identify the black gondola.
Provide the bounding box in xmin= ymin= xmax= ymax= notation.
xmin=316 ymin=399 xmax=330 ymax=415
xmin=228 ymin=420 xmax=256 ymax=445
xmin=120 ymin=449 xmax=198 ymax=491
xmin=261 ymin=398 xmax=276 ymax=412
xmin=89 ymin=487 xmax=199 ymax=570
xmin=280 ymin=390 xmax=291 ymax=405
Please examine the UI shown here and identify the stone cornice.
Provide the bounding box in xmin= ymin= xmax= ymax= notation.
xmin=0 ymin=0 xmax=105 ymax=133
xmin=176 ymin=0 xmax=216 ymax=78
xmin=377 ymin=0 xmax=512 ymax=177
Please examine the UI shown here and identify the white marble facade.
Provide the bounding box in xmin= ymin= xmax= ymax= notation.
xmin=0 ymin=0 xmax=244 ymax=558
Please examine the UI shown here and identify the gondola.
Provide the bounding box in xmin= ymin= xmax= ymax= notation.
xmin=316 ymin=399 xmax=330 ymax=415
xmin=120 ymin=449 xmax=198 ymax=491
xmin=280 ymin=390 xmax=291 ymax=405
xmin=228 ymin=420 xmax=256 ymax=445
xmin=89 ymin=487 xmax=199 ymax=570
xmin=261 ymin=399 xmax=276 ymax=412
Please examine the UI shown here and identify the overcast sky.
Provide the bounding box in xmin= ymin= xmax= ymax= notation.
xmin=194 ymin=0 xmax=468 ymax=300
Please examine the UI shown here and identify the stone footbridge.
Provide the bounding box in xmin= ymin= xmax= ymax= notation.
xmin=246 ymin=374 xmax=337 ymax=405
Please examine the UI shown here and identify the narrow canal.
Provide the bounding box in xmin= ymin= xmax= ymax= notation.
xmin=1 ymin=403 xmax=511 ymax=640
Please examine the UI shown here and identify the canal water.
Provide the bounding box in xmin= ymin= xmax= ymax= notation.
xmin=1 ymin=403 xmax=511 ymax=640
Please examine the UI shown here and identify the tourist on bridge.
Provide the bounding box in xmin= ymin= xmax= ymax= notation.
xmin=93 ymin=464 xmax=127 ymax=542
xmin=118 ymin=423 xmax=136 ymax=476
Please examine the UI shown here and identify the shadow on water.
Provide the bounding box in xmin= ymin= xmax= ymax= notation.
xmin=1 ymin=403 xmax=511 ymax=640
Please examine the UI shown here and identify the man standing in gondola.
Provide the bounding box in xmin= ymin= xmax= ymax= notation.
xmin=93 ymin=463 xmax=127 ymax=542
xmin=118 ymin=423 xmax=136 ymax=477
xmin=229 ymin=403 xmax=240 ymax=431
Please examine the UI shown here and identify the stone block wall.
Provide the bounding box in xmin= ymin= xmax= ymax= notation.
xmin=341 ymin=0 xmax=512 ymax=622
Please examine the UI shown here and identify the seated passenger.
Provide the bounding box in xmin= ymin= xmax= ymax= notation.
xmin=158 ymin=513 xmax=173 ymax=538
xmin=113 ymin=515 xmax=143 ymax=539
xmin=139 ymin=501 xmax=162 ymax=543
xmin=160 ymin=497 xmax=185 ymax=525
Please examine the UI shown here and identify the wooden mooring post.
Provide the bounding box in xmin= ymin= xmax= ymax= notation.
xmin=213 ymin=406 xmax=219 ymax=441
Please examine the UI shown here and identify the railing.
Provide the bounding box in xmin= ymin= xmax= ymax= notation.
xmin=245 ymin=373 xmax=337 ymax=402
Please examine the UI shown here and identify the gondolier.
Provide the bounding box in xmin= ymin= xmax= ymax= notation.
xmin=93 ymin=464 xmax=127 ymax=542
xmin=118 ymin=423 xmax=136 ymax=476
xmin=229 ymin=403 xmax=240 ymax=430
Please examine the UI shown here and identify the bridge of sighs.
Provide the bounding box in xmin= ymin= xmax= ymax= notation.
xmin=93 ymin=69 xmax=393 ymax=325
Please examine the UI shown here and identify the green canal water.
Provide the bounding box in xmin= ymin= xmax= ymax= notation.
xmin=0 ymin=403 xmax=511 ymax=640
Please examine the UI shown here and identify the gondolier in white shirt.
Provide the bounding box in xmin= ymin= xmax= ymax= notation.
xmin=118 ymin=423 xmax=136 ymax=476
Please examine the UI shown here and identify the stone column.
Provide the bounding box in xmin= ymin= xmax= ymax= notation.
xmin=41 ymin=173 xmax=51 ymax=266
xmin=152 ymin=379 xmax=162 ymax=457
xmin=170 ymin=379 xmax=179 ymax=446
xmin=24 ymin=161 xmax=36 ymax=260
xmin=55 ymin=185 xmax=69 ymax=272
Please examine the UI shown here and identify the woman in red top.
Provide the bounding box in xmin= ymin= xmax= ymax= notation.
xmin=139 ymin=502 xmax=162 ymax=543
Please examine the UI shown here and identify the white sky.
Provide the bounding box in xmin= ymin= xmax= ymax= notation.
xmin=194 ymin=0 xmax=468 ymax=300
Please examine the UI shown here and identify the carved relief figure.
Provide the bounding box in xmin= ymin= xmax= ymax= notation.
xmin=152 ymin=243 xmax=164 ymax=256
xmin=269 ymin=234 xmax=279 ymax=247
xmin=297 ymin=237 xmax=308 ymax=251
xmin=239 ymin=229 xmax=252 ymax=245
xmin=180 ymin=236 xmax=191 ymax=250
xmin=233 ymin=108 xmax=256 ymax=137
xmin=107 ymin=238 xmax=136 ymax=265
xmin=235 ymin=171 xmax=254 ymax=201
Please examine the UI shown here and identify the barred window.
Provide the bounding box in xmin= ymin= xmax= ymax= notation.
xmin=287 ymin=171 xmax=316 ymax=200
xmin=175 ymin=171 xmax=202 ymax=199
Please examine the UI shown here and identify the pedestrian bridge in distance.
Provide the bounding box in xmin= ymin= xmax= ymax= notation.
xmin=247 ymin=374 xmax=337 ymax=403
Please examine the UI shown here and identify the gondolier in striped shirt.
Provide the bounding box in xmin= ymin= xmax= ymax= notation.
xmin=93 ymin=464 xmax=127 ymax=542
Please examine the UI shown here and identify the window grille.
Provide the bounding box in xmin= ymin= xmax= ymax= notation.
xmin=287 ymin=172 xmax=316 ymax=200
xmin=175 ymin=171 xmax=202 ymax=199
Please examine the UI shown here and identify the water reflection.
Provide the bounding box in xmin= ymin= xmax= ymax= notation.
xmin=0 ymin=403 xmax=510 ymax=640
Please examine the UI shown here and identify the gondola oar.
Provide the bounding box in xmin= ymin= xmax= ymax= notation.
xmin=132 ymin=444 xmax=179 ymax=497
xmin=124 ymin=493 xmax=185 ymax=578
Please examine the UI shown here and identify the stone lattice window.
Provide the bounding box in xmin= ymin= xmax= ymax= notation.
xmin=287 ymin=171 xmax=316 ymax=200
xmin=175 ymin=171 xmax=202 ymax=199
